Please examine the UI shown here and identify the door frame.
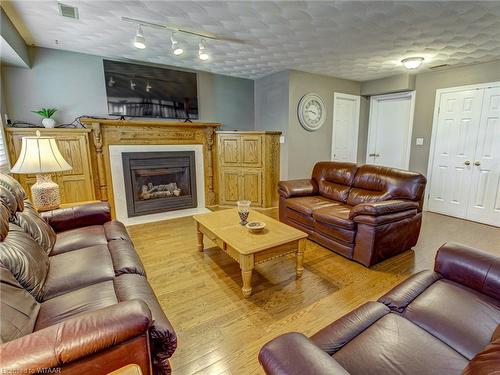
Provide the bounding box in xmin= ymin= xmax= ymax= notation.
xmin=366 ymin=91 xmax=416 ymax=169
xmin=424 ymin=80 xmax=500 ymax=211
xmin=331 ymin=92 xmax=361 ymax=162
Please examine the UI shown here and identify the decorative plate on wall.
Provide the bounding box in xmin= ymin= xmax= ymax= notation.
xmin=297 ymin=93 xmax=326 ymax=131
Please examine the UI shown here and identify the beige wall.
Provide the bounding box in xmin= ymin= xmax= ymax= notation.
xmin=410 ymin=60 xmax=500 ymax=174
xmin=287 ymin=70 xmax=361 ymax=179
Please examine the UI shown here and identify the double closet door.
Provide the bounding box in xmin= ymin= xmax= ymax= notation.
xmin=427 ymin=84 xmax=500 ymax=227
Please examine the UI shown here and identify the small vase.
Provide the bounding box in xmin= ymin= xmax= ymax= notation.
xmin=42 ymin=118 xmax=56 ymax=128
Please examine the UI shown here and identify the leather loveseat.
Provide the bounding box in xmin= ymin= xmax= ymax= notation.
xmin=259 ymin=242 xmax=500 ymax=375
xmin=279 ymin=162 xmax=427 ymax=266
xmin=0 ymin=173 xmax=176 ymax=374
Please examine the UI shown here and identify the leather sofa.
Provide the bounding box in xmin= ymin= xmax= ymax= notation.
xmin=0 ymin=174 xmax=176 ymax=374
xmin=279 ymin=162 xmax=427 ymax=266
xmin=259 ymin=242 xmax=500 ymax=375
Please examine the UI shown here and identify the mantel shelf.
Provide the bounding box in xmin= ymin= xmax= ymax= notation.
xmin=80 ymin=118 xmax=221 ymax=128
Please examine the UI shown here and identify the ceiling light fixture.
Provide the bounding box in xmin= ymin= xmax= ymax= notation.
xmin=171 ymin=32 xmax=184 ymax=56
xmin=199 ymin=39 xmax=209 ymax=61
xmin=401 ymin=57 xmax=424 ymax=70
xmin=134 ymin=25 xmax=146 ymax=49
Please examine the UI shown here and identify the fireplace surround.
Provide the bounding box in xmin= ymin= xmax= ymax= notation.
xmin=122 ymin=151 xmax=197 ymax=217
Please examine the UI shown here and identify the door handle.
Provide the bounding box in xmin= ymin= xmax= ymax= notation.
xmin=369 ymin=153 xmax=380 ymax=157
xmin=464 ymin=160 xmax=471 ymax=166
xmin=474 ymin=161 xmax=481 ymax=166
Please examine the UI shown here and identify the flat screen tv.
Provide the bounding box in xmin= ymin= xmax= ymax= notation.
xmin=103 ymin=59 xmax=198 ymax=120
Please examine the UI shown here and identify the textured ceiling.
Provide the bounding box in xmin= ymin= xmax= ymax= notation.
xmin=6 ymin=0 xmax=500 ymax=81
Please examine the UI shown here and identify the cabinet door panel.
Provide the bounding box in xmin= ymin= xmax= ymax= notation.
xmin=241 ymin=169 xmax=262 ymax=206
xmin=219 ymin=136 xmax=240 ymax=166
xmin=241 ymin=136 xmax=262 ymax=167
xmin=221 ymin=169 xmax=241 ymax=205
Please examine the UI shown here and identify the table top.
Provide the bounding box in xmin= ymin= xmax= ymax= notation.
xmin=193 ymin=209 xmax=307 ymax=255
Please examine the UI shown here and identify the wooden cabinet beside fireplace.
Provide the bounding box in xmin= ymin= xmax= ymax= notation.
xmin=217 ymin=131 xmax=280 ymax=208
xmin=5 ymin=128 xmax=96 ymax=204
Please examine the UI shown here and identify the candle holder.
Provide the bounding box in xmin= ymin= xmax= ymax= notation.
xmin=237 ymin=200 xmax=251 ymax=225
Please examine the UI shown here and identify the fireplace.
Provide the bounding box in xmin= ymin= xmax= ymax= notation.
xmin=122 ymin=151 xmax=197 ymax=217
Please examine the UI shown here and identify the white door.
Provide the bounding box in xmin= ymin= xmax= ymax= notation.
xmin=427 ymin=89 xmax=484 ymax=218
xmin=331 ymin=93 xmax=360 ymax=162
xmin=467 ymin=87 xmax=500 ymax=226
xmin=366 ymin=91 xmax=415 ymax=169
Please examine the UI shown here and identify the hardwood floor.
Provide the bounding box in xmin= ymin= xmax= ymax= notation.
xmin=127 ymin=210 xmax=500 ymax=375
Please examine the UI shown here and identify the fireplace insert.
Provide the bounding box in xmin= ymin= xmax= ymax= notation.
xmin=122 ymin=151 xmax=197 ymax=217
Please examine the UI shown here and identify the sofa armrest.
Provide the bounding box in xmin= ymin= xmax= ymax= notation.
xmin=41 ymin=202 xmax=111 ymax=232
xmin=259 ymin=332 xmax=350 ymax=375
xmin=278 ymin=179 xmax=318 ymax=199
xmin=349 ymin=200 xmax=419 ymax=219
xmin=435 ymin=242 xmax=500 ymax=301
xmin=0 ymin=300 xmax=152 ymax=372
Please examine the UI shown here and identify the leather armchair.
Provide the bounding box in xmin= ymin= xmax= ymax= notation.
xmin=260 ymin=243 xmax=500 ymax=375
xmin=278 ymin=162 xmax=426 ymax=266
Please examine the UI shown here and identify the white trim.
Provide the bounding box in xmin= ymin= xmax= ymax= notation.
xmin=366 ymin=91 xmax=415 ymax=170
xmin=424 ymin=80 xmax=500 ymax=211
xmin=331 ymin=92 xmax=360 ymax=162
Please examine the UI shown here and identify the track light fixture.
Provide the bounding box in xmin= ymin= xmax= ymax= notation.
xmin=198 ymin=39 xmax=209 ymax=61
xmin=134 ymin=25 xmax=146 ymax=49
xmin=171 ymin=33 xmax=184 ymax=56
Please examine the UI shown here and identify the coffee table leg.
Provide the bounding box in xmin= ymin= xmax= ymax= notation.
xmin=296 ymin=239 xmax=306 ymax=278
xmin=240 ymin=255 xmax=254 ymax=298
xmin=196 ymin=222 xmax=204 ymax=252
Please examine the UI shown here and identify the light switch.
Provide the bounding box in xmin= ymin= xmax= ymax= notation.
xmin=279 ymin=136 xmax=285 ymax=144
xmin=415 ymin=137 xmax=424 ymax=146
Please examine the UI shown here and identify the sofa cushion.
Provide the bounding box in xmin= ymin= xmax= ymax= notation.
xmin=0 ymin=224 xmax=49 ymax=301
xmin=0 ymin=265 xmax=40 ymax=343
xmin=403 ymin=279 xmax=500 ymax=360
xmin=312 ymin=204 xmax=355 ymax=230
xmin=312 ymin=162 xmax=358 ymax=203
xmin=0 ymin=185 xmax=19 ymax=217
xmin=313 ymin=221 xmax=356 ymax=244
xmin=286 ymin=196 xmax=338 ymax=216
xmin=332 ymin=313 xmax=468 ymax=375
xmin=0 ymin=174 xmax=25 ymax=212
xmin=34 ymin=281 xmax=118 ymax=330
xmin=51 ymin=221 xmax=131 ymax=255
xmin=13 ymin=201 xmax=56 ymax=253
xmin=347 ymin=165 xmax=426 ymax=207
xmin=43 ymin=245 xmax=116 ymax=300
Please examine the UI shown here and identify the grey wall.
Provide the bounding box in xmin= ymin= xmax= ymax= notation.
xmin=361 ymin=73 xmax=416 ymax=96
xmin=2 ymin=47 xmax=255 ymax=129
xmin=254 ymin=71 xmax=289 ymax=179
xmin=287 ymin=70 xmax=361 ymax=179
xmin=0 ymin=7 xmax=30 ymax=67
xmin=410 ymin=60 xmax=500 ymax=174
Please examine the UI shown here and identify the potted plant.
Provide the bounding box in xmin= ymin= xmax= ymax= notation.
xmin=32 ymin=108 xmax=57 ymax=128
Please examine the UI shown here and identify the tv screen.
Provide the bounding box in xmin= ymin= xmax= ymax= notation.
xmin=103 ymin=60 xmax=198 ymax=120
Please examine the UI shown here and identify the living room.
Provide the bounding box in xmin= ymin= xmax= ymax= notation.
xmin=0 ymin=1 xmax=499 ymax=374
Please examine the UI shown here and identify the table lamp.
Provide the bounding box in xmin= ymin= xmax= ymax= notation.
xmin=11 ymin=131 xmax=72 ymax=211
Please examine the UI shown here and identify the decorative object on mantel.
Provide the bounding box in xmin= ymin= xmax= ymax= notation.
xmin=10 ymin=131 xmax=72 ymax=211
xmin=31 ymin=108 xmax=57 ymax=128
xmin=297 ymin=93 xmax=326 ymax=131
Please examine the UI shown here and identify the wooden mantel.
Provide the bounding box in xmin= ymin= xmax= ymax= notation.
xmin=80 ymin=118 xmax=221 ymax=217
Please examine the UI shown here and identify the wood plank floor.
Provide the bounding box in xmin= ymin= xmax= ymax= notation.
xmin=126 ymin=210 xmax=500 ymax=375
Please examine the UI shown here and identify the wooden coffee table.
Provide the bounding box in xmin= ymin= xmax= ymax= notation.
xmin=193 ymin=209 xmax=308 ymax=298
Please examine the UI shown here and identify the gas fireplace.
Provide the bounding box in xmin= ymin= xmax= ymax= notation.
xmin=122 ymin=151 xmax=197 ymax=217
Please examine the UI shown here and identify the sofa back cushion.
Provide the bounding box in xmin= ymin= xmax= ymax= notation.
xmin=0 ymin=265 xmax=40 ymax=343
xmin=312 ymin=162 xmax=358 ymax=203
xmin=13 ymin=201 xmax=56 ymax=253
xmin=0 ymin=223 xmax=49 ymax=301
xmin=347 ymin=165 xmax=426 ymax=207
xmin=0 ymin=174 xmax=25 ymax=212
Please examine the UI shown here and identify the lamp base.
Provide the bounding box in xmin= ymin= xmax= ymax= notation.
xmin=31 ymin=174 xmax=61 ymax=212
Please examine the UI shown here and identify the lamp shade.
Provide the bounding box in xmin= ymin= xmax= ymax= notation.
xmin=11 ymin=136 xmax=72 ymax=174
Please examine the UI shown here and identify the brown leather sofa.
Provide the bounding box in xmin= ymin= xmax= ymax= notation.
xmin=0 ymin=174 xmax=176 ymax=374
xmin=259 ymin=242 xmax=500 ymax=375
xmin=279 ymin=162 xmax=427 ymax=266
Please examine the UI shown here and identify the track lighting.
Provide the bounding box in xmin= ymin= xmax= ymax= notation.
xmin=134 ymin=25 xmax=146 ymax=49
xmin=198 ymin=39 xmax=209 ymax=61
xmin=130 ymin=80 xmax=136 ymax=90
xmin=171 ymin=33 xmax=184 ymax=56
xmin=401 ymin=57 xmax=424 ymax=69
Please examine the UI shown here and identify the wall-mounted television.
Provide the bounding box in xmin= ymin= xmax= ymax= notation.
xmin=103 ymin=60 xmax=198 ymax=120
